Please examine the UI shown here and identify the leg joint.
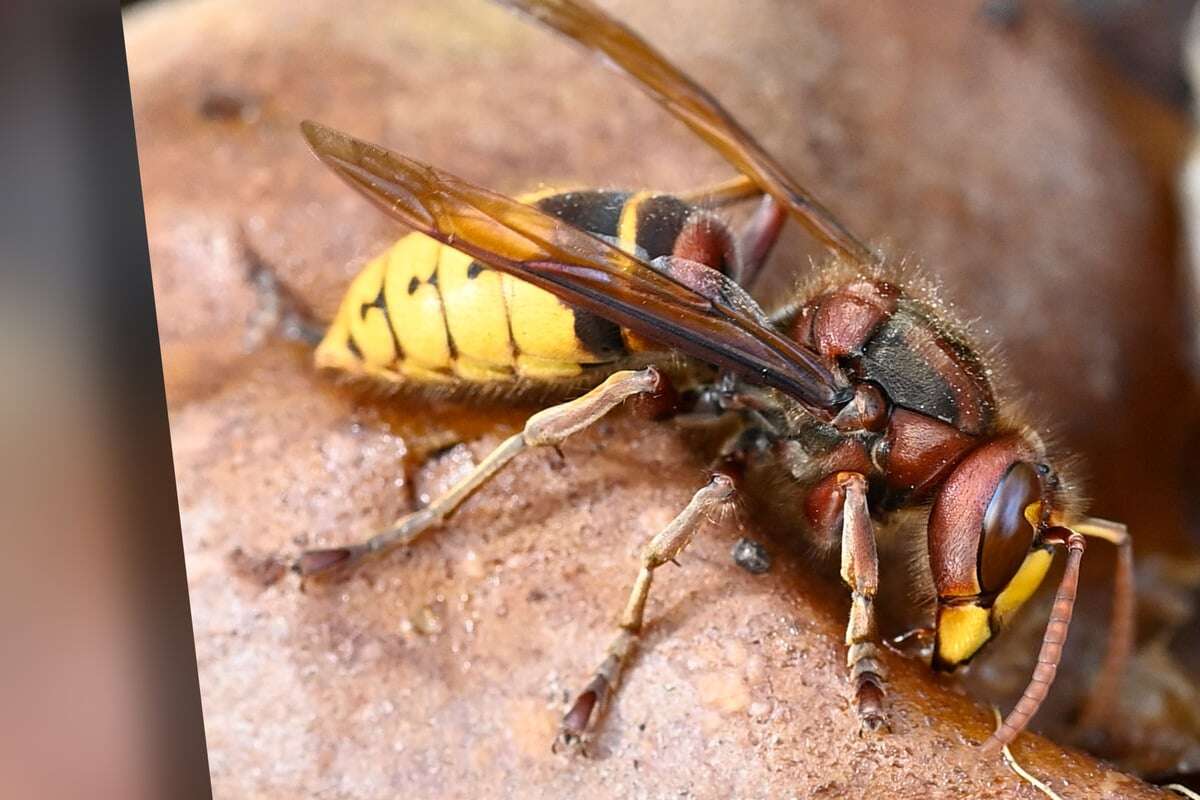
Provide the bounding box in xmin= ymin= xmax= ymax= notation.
xmin=523 ymin=367 xmax=661 ymax=447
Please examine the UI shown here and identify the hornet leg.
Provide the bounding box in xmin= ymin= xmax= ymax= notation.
xmin=675 ymin=174 xmax=761 ymax=208
xmin=295 ymin=367 xmax=668 ymax=578
xmin=838 ymin=472 xmax=889 ymax=733
xmin=734 ymin=194 xmax=786 ymax=289
xmin=557 ymin=473 xmax=736 ymax=752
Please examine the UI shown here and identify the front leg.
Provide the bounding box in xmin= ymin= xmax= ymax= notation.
xmin=837 ymin=472 xmax=888 ymax=733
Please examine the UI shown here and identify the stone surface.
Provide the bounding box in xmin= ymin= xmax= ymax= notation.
xmin=127 ymin=0 xmax=1196 ymax=796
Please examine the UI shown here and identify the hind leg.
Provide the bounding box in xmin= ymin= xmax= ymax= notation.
xmin=296 ymin=366 xmax=668 ymax=578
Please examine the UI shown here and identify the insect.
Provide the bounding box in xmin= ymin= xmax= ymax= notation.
xmin=294 ymin=0 xmax=1135 ymax=757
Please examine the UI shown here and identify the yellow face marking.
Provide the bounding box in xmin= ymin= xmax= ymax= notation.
xmin=935 ymin=603 xmax=992 ymax=667
xmin=991 ymin=548 xmax=1053 ymax=628
xmin=383 ymin=233 xmax=453 ymax=372
xmin=435 ymin=247 xmax=515 ymax=374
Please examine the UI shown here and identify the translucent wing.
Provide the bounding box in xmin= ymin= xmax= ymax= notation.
xmin=301 ymin=121 xmax=850 ymax=411
xmin=495 ymin=0 xmax=875 ymax=265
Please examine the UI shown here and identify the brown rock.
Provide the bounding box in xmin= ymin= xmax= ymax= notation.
xmin=128 ymin=0 xmax=1194 ymax=796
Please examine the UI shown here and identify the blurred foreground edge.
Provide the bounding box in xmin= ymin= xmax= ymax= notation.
xmin=0 ymin=1 xmax=212 ymax=798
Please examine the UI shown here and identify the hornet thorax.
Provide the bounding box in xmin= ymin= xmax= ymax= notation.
xmin=778 ymin=273 xmax=999 ymax=511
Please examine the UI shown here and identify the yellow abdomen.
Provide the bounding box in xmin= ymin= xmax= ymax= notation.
xmin=315 ymin=189 xmax=724 ymax=389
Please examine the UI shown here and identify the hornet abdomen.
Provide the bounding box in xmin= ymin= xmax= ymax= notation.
xmin=316 ymin=189 xmax=735 ymax=388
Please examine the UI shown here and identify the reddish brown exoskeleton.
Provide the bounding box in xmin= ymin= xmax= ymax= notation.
xmin=294 ymin=0 xmax=1135 ymax=758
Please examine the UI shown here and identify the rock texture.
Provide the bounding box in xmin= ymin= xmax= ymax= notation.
xmin=127 ymin=0 xmax=1195 ymax=796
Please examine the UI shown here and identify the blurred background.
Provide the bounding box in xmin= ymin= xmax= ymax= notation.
xmin=0 ymin=0 xmax=210 ymax=798
xmin=4 ymin=0 xmax=1200 ymax=797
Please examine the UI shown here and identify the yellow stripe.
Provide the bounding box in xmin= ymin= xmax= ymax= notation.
xmin=617 ymin=191 xmax=652 ymax=253
xmin=436 ymin=248 xmax=516 ymax=376
xmin=502 ymin=273 xmax=593 ymax=367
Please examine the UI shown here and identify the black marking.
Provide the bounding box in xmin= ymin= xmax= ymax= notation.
xmin=358 ymin=287 xmax=387 ymax=318
xmin=535 ymin=190 xmax=629 ymax=239
xmin=467 ymin=261 xmax=484 ymax=280
xmin=407 ymin=276 xmax=419 ymax=295
xmin=572 ymin=308 xmax=627 ymax=360
xmin=428 ymin=261 xmax=457 ymax=360
xmin=635 ymin=194 xmax=692 ymax=259
xmin=531 ymin=190 xmax=689 ymax=363
xmin=496 ymin=267 xmax=520 ymax=360
xmin=345 ymin=335 xmax=363 ymax=359
xmin=359 ymin=287 xmax=404 ymax=361
xmin=856 ymin=313 xmax=957 ymax=424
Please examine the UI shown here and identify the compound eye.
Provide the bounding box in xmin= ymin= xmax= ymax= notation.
xmin=979 ymin=461 xmax=1042 ymax=594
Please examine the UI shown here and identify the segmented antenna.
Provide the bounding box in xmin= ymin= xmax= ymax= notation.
xmin=981 ymin=531 xmax=1085 ymax=756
